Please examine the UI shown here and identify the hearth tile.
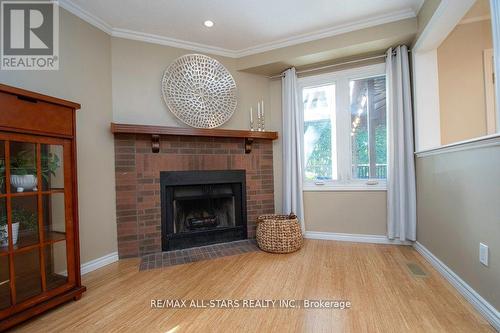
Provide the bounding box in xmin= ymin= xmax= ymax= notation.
xmin=139 ymin=240 xmax=259 ymax=271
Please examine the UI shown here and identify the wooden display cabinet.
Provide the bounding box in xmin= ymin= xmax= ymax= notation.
xmin=0 ymin=84 xmax=85 ymax=330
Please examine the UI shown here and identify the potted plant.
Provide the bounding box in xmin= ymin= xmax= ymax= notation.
xmin=41 ymin=152 xmax=61 ymax=185
xmin=10 ymin=150 xmax=37 ymax=192
xmin=0 ymin=215 xmax=7 ymax=247
xmin=10 ymin=150 xmax=60 ymax=192
xmin=0 ymin=209 xmax=37 ymax=247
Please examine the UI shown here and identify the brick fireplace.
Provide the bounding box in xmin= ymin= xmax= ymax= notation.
xmin=113 ymin=130 xmax=276 ymax=258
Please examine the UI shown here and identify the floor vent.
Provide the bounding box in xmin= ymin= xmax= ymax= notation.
xmin=407 ymin=262 xmax=428 ymax=277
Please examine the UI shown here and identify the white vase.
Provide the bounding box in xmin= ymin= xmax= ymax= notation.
xmin=10 ymin=174 xmax=38 ymax=192
xmin=0 ymin=222 xmax=20 ymax=247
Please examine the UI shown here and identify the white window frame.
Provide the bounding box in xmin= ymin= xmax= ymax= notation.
xmin=298 ymin=63 xmax=388 ymax=191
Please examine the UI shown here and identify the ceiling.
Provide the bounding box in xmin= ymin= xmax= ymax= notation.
xmin=61 ymin=0 xmax=424 ymax=57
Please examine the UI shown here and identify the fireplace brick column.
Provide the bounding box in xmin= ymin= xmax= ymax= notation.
xmin=114 ymin=134 xmax=275 ymax=258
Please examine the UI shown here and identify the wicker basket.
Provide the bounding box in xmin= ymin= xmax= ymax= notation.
xmin=256 ymin=213 xmax=303 ymax=253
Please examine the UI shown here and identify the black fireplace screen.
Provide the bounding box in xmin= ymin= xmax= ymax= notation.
xmin=173 ymin=184 xmax=236 ymax=233
xmin=161 ymin=170 xmax=247 ymax=251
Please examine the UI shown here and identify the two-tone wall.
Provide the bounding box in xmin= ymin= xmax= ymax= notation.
xmin=412 ymin=0 xmax=499 ymax=327
xmin=416 ymin=138 xmax=500 ymax=311
xmin=0 ymin=6 xmax=419 ymax=264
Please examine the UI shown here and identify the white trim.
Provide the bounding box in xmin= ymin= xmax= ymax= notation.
xmin=58 ymin=252 xmax=118 ymax=277
xmin=305 ymin=231 xmax=412 ymax=245
xmin=111 ymin=29 xmax=238 ymax=58
xmin=59 ymin=0 xmax=112 ymax=34
xmin=415 ymin=133 xmax=500 ymax=157
xmin=303 ymin=182 xmax=387 ymax=192
xmin=415 ymin=0 xmax=426 ymax=17
xmin=412 ymin=50 xmax=442 ymax=151
xmin=235 ymin=9 xmax=416 ymax=57
xmin=80 ymin=252 xmax=119 ymax=275
xmin=414 ymin=242 xmax=500 ymax=331
xmin=484 ymin=49 xmax=497 ymax=135
xmin=490 ymin=0 xmax=500 ymax=131
xmin=58 ymin=0 xmax=416 ymax=58
xmin=458 ymin=15 xmax=491 ymax=25
xmin=413 ymin=0 xmax=476 ymax=52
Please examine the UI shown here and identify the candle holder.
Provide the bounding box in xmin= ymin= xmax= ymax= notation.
xmin=258 ymin=100 xmax=265 ymax=131
xmin=250 ymin=107 xmax=255 ymax=131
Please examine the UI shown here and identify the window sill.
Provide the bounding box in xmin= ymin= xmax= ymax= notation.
xmin=303 ymin=181 xmax=387 ymax=192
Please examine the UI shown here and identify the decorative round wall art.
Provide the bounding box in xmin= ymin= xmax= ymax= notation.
xmin=161 ymin=54 xmax=237 ymax=128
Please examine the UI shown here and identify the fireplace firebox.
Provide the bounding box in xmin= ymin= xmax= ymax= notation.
xmin=160 ymin=170 xmax=247 ymax=251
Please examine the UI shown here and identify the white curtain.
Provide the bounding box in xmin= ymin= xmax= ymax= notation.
xmin=386 ymin=45 xmax=417 ymax=241
xmin=282 ymin=67 xmax=305 ymax=232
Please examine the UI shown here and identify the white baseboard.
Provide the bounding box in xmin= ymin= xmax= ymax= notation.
xmin=80 ymin=252 xmax=119 ymax=275
xmin=304 ymin=231 xmax=413 ymax=245
xmin=414 ymin=242 xmax=500 ymax=331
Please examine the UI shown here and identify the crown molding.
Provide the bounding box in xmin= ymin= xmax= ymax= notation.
xmin=235 ymin=9 xmax=416 ymax=57
xmin=58 ymin=0 xmax=417 ymax=59
xmin=59 ymin=0 xmax=112 ymax=34
xmin=458 ymin=15 xmax=491 ymax=25
xmin=111 ymin=28 xmax=239 ymax=58
xmin=415 ymin=0 xmax=426 ymax=16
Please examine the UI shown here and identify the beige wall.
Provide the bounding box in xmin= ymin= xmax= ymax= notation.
xmin=111 ymin=37 xmax=387 ymax=244
xmin=437 ymin=20 xmax=492 ymax=144
xmin=111 ymin=37 xmax=270 ymax=131
xmin=268 ymin=79 xmax=387 ymax=235
xmin=0 ymin=9 xmax=117 ymax=264
xmin=1 ymin=7 xmax=401 ymax=266
xmin=416 ymin=142 xmax=500 ymax=309
xmin=111 ymin=37 xmax=290 ymax=213
xmin=304 ymin=192 xmax=387 ymax=235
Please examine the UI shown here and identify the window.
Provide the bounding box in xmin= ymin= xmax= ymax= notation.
xmin=350 ymin=76 xmax=387 ymax=180
xmin=303 ymin=84 xmax=336 ymax=181
xmin=300 ymin=64 xmax=387 ymax=190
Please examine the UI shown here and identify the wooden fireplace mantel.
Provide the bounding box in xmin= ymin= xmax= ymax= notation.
xmin=110 ymin=122 xmax=278 ymax=153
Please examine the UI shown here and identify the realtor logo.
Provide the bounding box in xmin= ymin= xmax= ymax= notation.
xmin=1 ymin=1 xmax=59 ymax=70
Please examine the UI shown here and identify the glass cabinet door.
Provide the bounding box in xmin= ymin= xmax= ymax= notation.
xmin=0 ymin=136 xmax=73 ymax=313
xmin=0 ymin=142 xmax=9 ymax=310
xmin=0 ymin=254 xmax=9 ymax=310
xmin=0 ymin=141 xmax=5 ymax=194
xmin=0 ymin=197 xmax=10 ymax=310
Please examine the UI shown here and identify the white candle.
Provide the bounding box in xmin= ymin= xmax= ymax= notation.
xmin=257 ymin=102 xmax=261 ymax=119
xmin=261 ymin=99 xmax=264 ymax=119
xmin=250 ymin=107 xmax=253 ymax=123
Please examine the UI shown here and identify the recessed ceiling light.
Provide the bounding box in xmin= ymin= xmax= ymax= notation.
xmin=204 ymin=20 xmax=214 ymax=28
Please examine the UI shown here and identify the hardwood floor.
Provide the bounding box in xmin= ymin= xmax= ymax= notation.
xmin=12 ymin=240 xmax=494 ymax=332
